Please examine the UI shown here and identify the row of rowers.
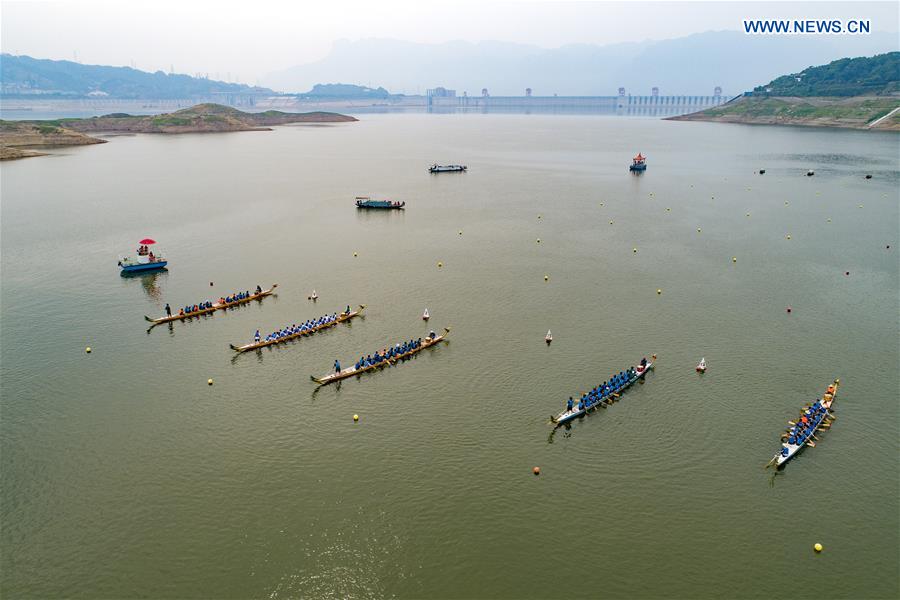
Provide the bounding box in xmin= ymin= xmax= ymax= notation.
xmin=253 ymin=306 xmax=353 ymax=343
xmin=165 ymin=285 xmax=264 ymax=317
xmin=335 ymin=330 xmax=439 ymax=372
xmin=782 ymin=400 xmax=830 ymax=452
xmin=567 ymin=359 xmax=648 ymax=411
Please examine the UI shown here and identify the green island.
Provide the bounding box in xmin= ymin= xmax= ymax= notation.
xmin=670 ymin=52 xmax=900 ymax=130
xmin=0 ymin=103 xmax=357 ymax=160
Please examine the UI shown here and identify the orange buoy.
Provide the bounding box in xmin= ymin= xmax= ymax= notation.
xmin=533 ymin=466 xmax=541 ymax=475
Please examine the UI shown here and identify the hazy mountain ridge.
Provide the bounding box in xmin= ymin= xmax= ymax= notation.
xmin=754 ymin=52 xmax=899 ymax=96
xmin=264 ymin=31 xmax=900 ymax=96
xmin=1 ymin=54 xmax=274 ymax=99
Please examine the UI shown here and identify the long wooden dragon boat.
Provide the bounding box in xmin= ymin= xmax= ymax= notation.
xmin=311 ymin=327 xmax=450 ymax=386
xmin=551 ymin=356 xmax=654 ymax=426
xmin=229 ymin=305 xmax=366 ymax=353
xmin=766 ymin=379 xmax=840 ymax=469
xmin=145 ymin=284 xmax=277 ymax=326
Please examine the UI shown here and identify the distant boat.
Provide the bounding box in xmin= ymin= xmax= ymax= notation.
xmin=429 ymin=164 xmax=467 ymax=173
xmin=356 ymin=196 xmax=405 ymax=209
xmin=119 ymin=237 xmax=167 ymax=273
xmin=629 ymin=153 xmax=647 ymax=172
xmin=696 ymin=357 xmax=706 ymax=373
xmin=545 ymin=330 xmax=553 ymax=344
xmin=308 ymin=290 xmax=318 ymax=301
xmin=423 ymin=308 xmax=430 ymax=321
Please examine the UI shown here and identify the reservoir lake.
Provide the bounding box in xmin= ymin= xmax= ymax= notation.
xmin=1 ymin=113 xmax=898 ymax=598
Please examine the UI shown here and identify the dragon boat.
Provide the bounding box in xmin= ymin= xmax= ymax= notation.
xmin=230 ymin=305 xmax=365 ymax=352
xmin=311 ymin=327 xmax=449 ymax=386
xmin=766 ymin=379 xmax=840 ymax=469
xmin=551 ymin=356 xmax=654 ymax=426
xmin=145 ymin=284 xmax=277 ymax=327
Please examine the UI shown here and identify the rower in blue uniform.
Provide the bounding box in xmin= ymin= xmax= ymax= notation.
xmin=254 ymin=330 xmax=260 ymax=343
xmin=334 ymin=359 xmax=341 ymax=374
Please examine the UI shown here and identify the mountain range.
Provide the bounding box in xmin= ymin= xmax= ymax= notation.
xmin=263 ymin=31 xmax=900 ymax=96
xmin=1 ymin=54 xmax=273 ymax=99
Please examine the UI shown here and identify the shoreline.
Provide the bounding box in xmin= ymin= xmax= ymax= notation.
xmin=0 ymin=103 xmax=357 ymax=160
xmin=668 ymin=95 xmax=900 ymax=131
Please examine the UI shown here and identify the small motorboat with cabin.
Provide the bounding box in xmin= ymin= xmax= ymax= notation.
xmin=119 ymin=238 xmax=167 ymax=273
xmin=696 ymin=357 xmax=706 ymax=372
xmin=629 ymin=153 xmax=647 ymax=172
xmin=355 ymin=196 xmax=405 ymax=209
xmin=422 ymin=308 xmax=430 ymax=321
xmin=545 ymin=330 xmax=552 ymax=344
xmin=428 ymin=164 xmax=467 ymax=173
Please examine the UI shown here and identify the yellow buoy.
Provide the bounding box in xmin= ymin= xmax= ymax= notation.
xmin=538 ymin=214 xmax=542 ymax=219
xmin=536 ymin=238 xmax=541 ymax=243
xmin=353 ymin=414 xmax=359 ymax=422
xmin=649 ymin=192 xmax=653 ymax=196
xmin=732 ymin=257 xmax=737 ymax=263
xmin=544 ymin=275 xmax=549 ymax=281
xmin=353 ymin=252 xmax=358 ymax=257
xmin=697 ymin=228 xmax=702 ymax=233
xmin=746 ymin=213 xmax=751 ymax=217
xmin=633 ymin=248 xmax=637 ymax=253
xmin=785 ymin=201 xmax=789 ymax=205
xmin=814 ymin=543 xmax=823 ymax=553
xmin=207 ymin=378 xmax=214 ymax=386
xmin=666 ymin=207 xmax=671 ymax=212
xmin=609 ymin=220 xmax=613 ymax=225
xmin=437 ymin=261 xmax=443 ymax=268
xmin=85 ymin=347 xmax=92 ymax=353
xmin=827 ymin=218 xmax=832 ymax=222
xmin=786 ymin=234 xmax=791 ymax=240
xmin=657 ymin=289 xmax=662 ymax=295
xmin=859 ymin=204 xmax=863 ymax=208
xmin=599 ymin=203 xmax=604 ymax=206
xmin=458 ymin=230 xmax=462 ymax=235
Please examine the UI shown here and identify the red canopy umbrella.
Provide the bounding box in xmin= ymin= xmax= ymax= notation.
xmin=138 ymin=238 xmax=156 ymax=245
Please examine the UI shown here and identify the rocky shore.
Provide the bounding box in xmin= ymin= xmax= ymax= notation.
xmin=1 ymin=103 xmax=358 ymax=160
xmin=0 ymin=121 xmax=106 ymax=160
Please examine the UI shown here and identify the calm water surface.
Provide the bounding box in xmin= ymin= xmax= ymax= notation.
xmin=1 ymin=114 xmax=898 ymax=599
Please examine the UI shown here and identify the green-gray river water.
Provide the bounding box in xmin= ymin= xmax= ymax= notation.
xmin=2 ymin=114 xmax=898 ymax=598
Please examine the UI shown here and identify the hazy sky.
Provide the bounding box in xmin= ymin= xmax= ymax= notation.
xmin=2 ymin=0 xmax=897 ymax=84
